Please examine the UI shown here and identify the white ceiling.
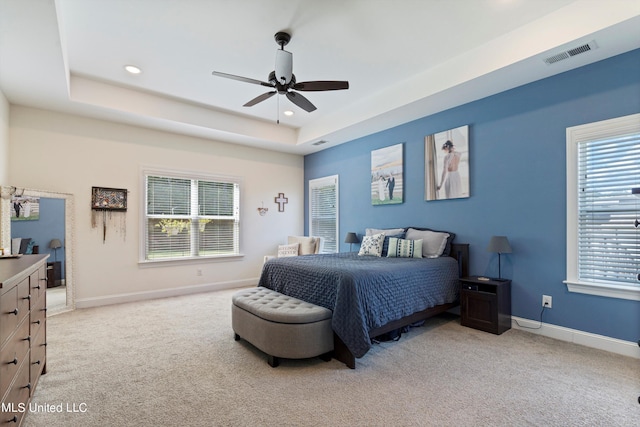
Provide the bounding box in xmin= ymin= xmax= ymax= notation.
xmin=1 ymin=0 xmax=639 ymax=155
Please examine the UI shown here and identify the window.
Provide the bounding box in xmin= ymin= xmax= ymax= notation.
xmin=309 ymin=175 xmax=339 ymax=253
xmin=142 ymin=169 xmax=241 ymax=262
xmin=565 ymin=113 xmax=640 ymax=300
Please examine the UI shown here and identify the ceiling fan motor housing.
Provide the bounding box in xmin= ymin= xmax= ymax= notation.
xmin=275 ymin=49 xmax=293 ymax=85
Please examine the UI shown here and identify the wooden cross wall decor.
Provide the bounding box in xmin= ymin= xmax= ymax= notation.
xmin=275 ymin=193 xmax=288 ymax=212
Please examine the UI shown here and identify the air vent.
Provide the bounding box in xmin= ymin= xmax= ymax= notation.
xmin=312 ymin=140 xmax=328 ymax=146
xmin=543 ymin=40 xmax=598 ymax=65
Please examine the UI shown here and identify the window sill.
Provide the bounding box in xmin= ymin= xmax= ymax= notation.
xmin=564 ymin=280 xmax=640 ymax=301
xmin=139 ymin=253 xmax=244 ymax=268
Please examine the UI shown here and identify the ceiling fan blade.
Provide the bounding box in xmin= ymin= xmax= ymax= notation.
xmin=243 ymin=91 xmax=277 ymax=107
xmin=286 ymin=91 xmax=317 ymax=112
xmin=212 ymin=71 xmax=273 ymax=88
xmin=293 ymin=80 xmax=349 ymax=91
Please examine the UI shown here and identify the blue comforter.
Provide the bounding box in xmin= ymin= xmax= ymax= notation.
xmin=258 ymin=253 xmax=459 ymax=358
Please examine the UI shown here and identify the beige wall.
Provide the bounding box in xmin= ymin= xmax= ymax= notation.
xmin=8 ymin=106 xmax=304 ymax=306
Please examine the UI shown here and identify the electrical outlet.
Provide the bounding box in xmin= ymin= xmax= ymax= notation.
xmin=196 ymin=269 xmax=202 ymax=276
xmin=542 ymin=295 xmax=552 ymax=308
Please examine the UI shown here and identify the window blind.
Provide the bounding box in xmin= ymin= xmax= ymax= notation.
xmin=577 ymin=134 xmax=640 ymax=285
xmin=309 ymin=176 xmax=338 ymax=253
xmin=144 ymin=173 xmax=240 ymax=261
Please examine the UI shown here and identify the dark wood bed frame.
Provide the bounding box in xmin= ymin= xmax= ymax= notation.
xmin=332 ymin=243 xmax=469 ymax=369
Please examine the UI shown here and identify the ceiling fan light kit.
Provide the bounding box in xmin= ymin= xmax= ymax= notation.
xmin=212 ymin=31 xmax=348 ymax=116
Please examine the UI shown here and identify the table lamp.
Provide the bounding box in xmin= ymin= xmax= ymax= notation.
xmin=487 ymin=236 xmax=512 ymax=279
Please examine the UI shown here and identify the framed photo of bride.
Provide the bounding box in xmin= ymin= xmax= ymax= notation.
xmin=424 ymin=125 xmax=470 ymax=201
xmin=371 ymin=143 xmax=403 ymax=205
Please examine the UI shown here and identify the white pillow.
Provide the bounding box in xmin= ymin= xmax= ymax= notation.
xmin=365 ymin=227 xmax=404 ymax=237
xmin=358 ymin=233 xmax=385 ymax=257
xmin=287 ymin=236 xmax=317 ymax=255
xmin=405 ymin=228 xmax=450 ymax=258
xmin=277 ymin=243 xmax=299 ymax=257
xmin=386 ymin=238 xmax=423 ymax=258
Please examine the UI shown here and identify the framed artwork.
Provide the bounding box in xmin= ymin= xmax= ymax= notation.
xmin=371 ymin=143 xmax=403 ymax=205
xmin=10 ymin=196 xmax=40 ymax=221
xmin=91 ymin=187 xmax=128 ymax=211
xmin=425 ymin=125 xmax=470 ymax=201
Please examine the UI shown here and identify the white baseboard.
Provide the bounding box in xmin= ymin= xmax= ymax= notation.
xmin=75 ymin=278 xmax=257 ymax=309
xmin=512 ymin=316 xmax=640 ymax=359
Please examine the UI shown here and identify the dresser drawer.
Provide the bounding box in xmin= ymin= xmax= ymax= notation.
xmin=0 ymin=318 xmax=30 ymax=401
xmin=29 ymin=267 xmax=46 ymax=302
xmin=0 ymin=286 xmax=19 ymax=348
xmin=0 ymin=357 xmax=30 ymax=426
xmin=17 ymin=278 xmax=30 ymax=325
xmin=30 ymin=327 xmax=46 ymax=389
xmin=30 ymin=292 xmax=46 ymax=340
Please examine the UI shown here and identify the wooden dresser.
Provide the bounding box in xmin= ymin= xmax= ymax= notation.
xmin=0 ymin=255 xmax=48 ymax=426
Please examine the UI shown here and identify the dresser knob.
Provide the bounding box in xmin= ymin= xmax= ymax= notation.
xmin=9 ymin=357 xmax=18 ymax=365
xmin=34 ymin=320 xmax=41 ymax=325
xmin=9 ymin=416 xmax=17 ymax=423
xmin=23 ymin=383 xmax=31 ymax=390
xmin=34 ymin=285 xmax=41 ymax=289
xmin=9 ymin=308 xmax=18 ymax=316
xmin=24 ymin=336 xmax=31 ymax=342
xmin=34 ymin=360 xmax=41 ymax=365
xmin=22 ymin=295 xmax=31 ymax=300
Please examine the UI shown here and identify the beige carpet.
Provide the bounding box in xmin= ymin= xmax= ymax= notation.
xmin=23 ymin=288 xmax=639 ymax=427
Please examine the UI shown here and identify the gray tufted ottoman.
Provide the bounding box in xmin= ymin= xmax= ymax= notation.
xmin=232 ymin=287 xmax=333 ymax=367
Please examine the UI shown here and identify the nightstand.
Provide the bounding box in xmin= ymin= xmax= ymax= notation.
xmin=47 ymin=261 xmax=62 ymax=287
xmin=460 ymin=276 xmax=511 ymax=334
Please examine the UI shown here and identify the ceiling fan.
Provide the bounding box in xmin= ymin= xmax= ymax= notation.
xmin=212 ymin=31 xmax=349 ymax=113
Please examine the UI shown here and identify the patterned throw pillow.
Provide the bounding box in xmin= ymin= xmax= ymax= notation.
xmin=358 ymin=233 xmax=385 ymax=257
xmin=277 ymin=243 xmax=299 ymax=257
xmin=386 ymin=238 xmax=423 ymax=258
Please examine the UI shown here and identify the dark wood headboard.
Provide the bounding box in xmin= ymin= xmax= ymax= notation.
xmin=450 ymin=243 xmax=469 ymax=278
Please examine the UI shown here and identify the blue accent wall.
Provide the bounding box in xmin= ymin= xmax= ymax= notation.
xmin=304 ymin=49 xmax=640 ymax=342
xmin=12 ymin=197 xmax=66 ymax=278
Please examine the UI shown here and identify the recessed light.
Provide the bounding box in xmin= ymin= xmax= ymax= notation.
xmin=283 ymin=110 xmax=294 ymax=116
xmin=124 ymin=65 xmax=142 ymax=74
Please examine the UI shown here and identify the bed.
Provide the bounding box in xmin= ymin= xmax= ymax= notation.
xmin=258 ymin=227 xmax=469 ymax=368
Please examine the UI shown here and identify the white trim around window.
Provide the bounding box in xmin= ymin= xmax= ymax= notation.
xmin=139 ymin=166 xmax=243 ymax=265
xmin=309 ymin=175 xmax=339 ymax=254
xmin=565 ymin=113 xmax=640 ymax=301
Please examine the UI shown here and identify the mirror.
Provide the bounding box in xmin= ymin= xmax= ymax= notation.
xmin=1 ymin=188 xmax=75 ymax=315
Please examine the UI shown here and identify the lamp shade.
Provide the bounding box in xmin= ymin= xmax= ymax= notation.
xmin=49 ymin=239 xmax=62 ymax=249
xmin=344 ymin=232 xmax=360 ymax=244
xmin=486 ymin=236 xmax=512 ymax=254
